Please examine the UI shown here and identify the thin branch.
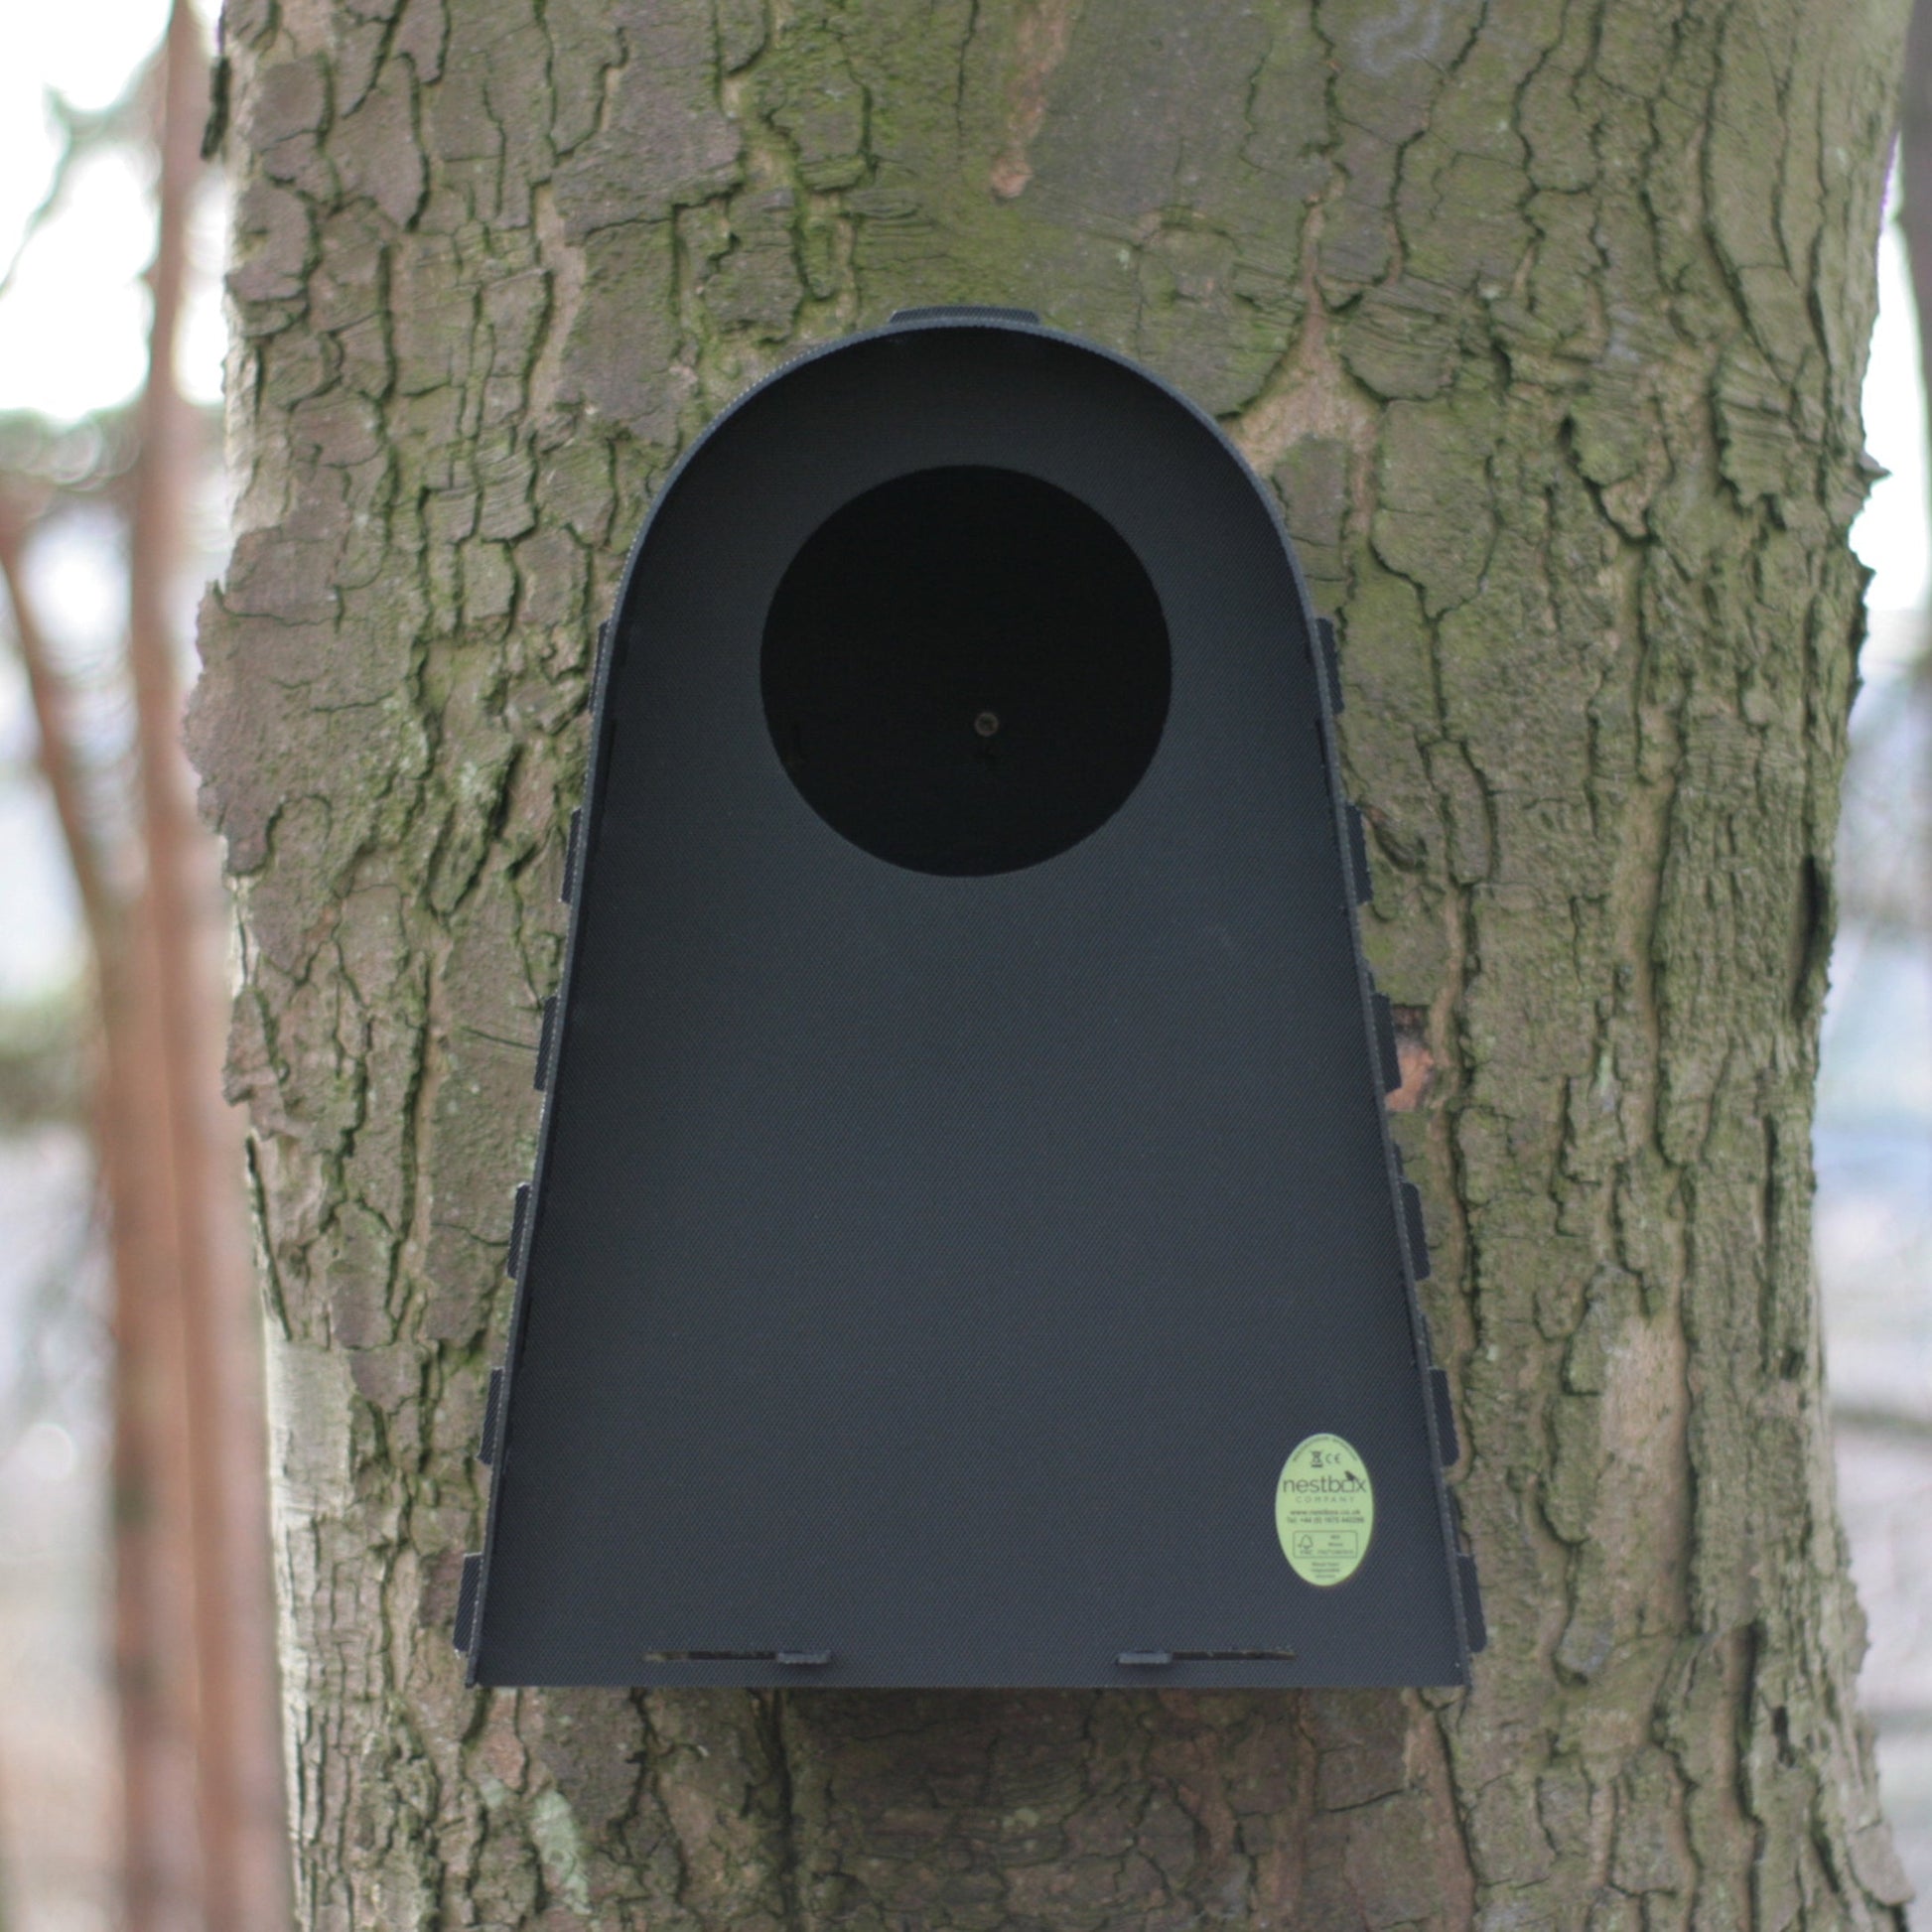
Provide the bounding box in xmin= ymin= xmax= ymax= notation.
xmin=0 ymin=500 xmax=120 ymax=956
xmin=1832 ymin=1401 xmax=1932 ymax=1446
xmin=125 ymin=8 xmax=289 ymax=1930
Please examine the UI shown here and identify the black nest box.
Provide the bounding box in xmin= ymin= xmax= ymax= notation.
xmin=456 ymin=308 xmax=1484 ymax=1689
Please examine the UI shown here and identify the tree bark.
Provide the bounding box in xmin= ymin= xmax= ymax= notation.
xmin=191 ymin=0 xmax=1914 ymax=1924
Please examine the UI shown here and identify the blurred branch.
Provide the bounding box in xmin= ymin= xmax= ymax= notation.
xmin=0 ymin=500 xmax=119 ymax=957
xmin=1832 ymin=1401 xmax=1932 ymax=1445
xmin=1 ymin=9 xmax=287 ymax=1927
xmin=124 ymin=7 xmax=289 ymax=1929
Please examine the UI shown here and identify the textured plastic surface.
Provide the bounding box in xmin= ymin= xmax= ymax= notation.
xmin=466 ymin=316 xmax=1476 ymax=1688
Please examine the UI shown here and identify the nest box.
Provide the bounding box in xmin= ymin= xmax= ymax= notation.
xmin=455 ymin=307 xmax=1485 ymax=1689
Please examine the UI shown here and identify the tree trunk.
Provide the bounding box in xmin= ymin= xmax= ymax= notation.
xmin=191 ymin=0 xmax=1914 ymax=1924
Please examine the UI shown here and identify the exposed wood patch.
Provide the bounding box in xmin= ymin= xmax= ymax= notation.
xmin=988 ymin=0 xmax=1082 ymax=200
xmin=1387 ymin=1005 xmax=1436 ymax=1113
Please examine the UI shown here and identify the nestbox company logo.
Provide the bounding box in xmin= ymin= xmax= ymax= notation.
xmin=1279 ymin=1468 xmax=1368 ymax=1494
xmin=1275 ymin=1433 xmax=1375 ymax=1587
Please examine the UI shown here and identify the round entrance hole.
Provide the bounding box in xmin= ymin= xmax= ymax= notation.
xmin=761 ymin=466 xmax=1171 ymax=877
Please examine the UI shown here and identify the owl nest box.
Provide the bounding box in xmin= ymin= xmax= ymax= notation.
xmin=455 ymin=309 xmax=1484 ymax=1690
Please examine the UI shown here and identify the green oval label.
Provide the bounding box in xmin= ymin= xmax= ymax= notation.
xmin=1276 ymin=1434 xmax=1373 ymax=1587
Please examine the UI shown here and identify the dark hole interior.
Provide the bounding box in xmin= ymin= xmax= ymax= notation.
xmin=761 ymin=466 xmax=1171 ymax=876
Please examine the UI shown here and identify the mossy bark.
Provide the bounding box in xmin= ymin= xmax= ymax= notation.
xmin=191 ymin=0 xmax=1914 ymax=1924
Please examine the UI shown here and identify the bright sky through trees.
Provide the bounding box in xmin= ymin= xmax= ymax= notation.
xmin=0 ymin=0 xmax=224 ymax=422
xmin=1856 ymin=180 xmax=1932 ymax=638
xmin=0 ymin=4 xmax=225 ymax=1000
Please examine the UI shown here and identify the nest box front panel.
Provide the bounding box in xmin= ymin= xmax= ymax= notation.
xmin=464 ymin=319 xmax=1477 ymax=1688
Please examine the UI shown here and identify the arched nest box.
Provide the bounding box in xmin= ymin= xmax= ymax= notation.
xmin=456 ymin=308 xmax=1485 ymax=1689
